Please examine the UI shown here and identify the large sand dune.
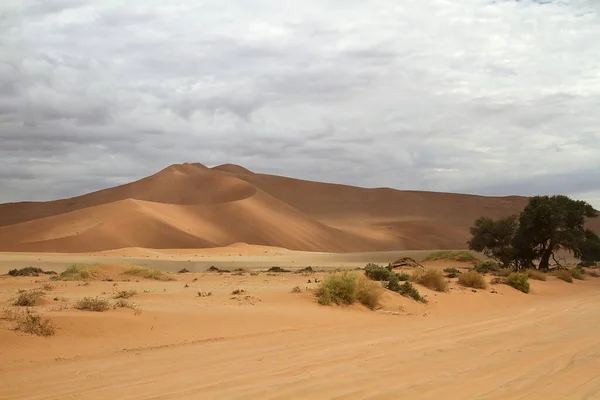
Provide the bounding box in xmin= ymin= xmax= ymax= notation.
xmin=1 ymin=163 xmax=597 ymax=253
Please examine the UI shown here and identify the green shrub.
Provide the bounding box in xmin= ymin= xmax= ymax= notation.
xmin=423 ymin=251 xmax=479 ymax=264
xmin=122 ymin=266 xmax=172 ymax=281
xmin=385 ymin=273 xmax=401 ymax=292
xmin=410 ymin=269 xmax=448 ymax=292
xmin=267 ymin=266 xmax=290 ymax=273
xmin=59 ymin=264 xmax=98 ymax=281
xmin=570 ymin=267 xmax=585 ymax=280
xmin=554 ymin=269 xmax=573 ymax=283
xmin=364 ymin=264 xmax=392 ymax=281
xmin=316 ymin=272 xmax=381 ymax=309
xmin=506 ymin=273 xmax=530 ymax=293
xmin=458 ymin=271 xmax=487 ymax=289
xmin=443 ymin=267 xmax=461 ymax=278
xmin=473 ymin=261 xmax=501 ymax=274
xmin=76 ymin=297 xmax=110 ymax=312
xmin=527 ymin=269 xmax=547 ymax=281
xmin=396 ymin=272 xmax=410 ymax=281
xmin=396 ymin=282 xmax=427 ymax=303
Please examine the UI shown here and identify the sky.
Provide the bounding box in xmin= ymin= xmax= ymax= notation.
xmin=2 ymin=0 xmax=600 ymax=208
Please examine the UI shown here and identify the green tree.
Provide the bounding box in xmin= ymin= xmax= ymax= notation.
xmin=467 ymin=215 xmax=518 ymax=267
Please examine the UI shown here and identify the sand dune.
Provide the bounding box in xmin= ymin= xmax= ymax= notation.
xmin=1 ymin=162 xmax=597 ymax=253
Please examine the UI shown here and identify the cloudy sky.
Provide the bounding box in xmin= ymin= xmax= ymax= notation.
xmin=2 ymin=0 xmax=600 ymax=207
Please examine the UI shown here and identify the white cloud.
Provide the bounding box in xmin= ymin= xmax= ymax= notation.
xmin=1 ymin=0 xmax=599 ymax=207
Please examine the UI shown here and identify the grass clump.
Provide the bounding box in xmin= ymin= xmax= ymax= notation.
xmin=40 ymin=283 xmax=54 ymax=291
xmin=458 ymin=271 xmax=487 ymax=289
xmin=410 ymin=269 xmax=448 ymax=292
xmin=570 ymin=267 xmax=585 ymax=280
xmin=495 ymin=268 xmax=513 ymax=277
xmin=527 ymin=269 xmax=547 ymax=281
xmin=58 ymin=264 xmax=98 ymax=281
xmin=122 ymin=266 xmax=172 ymax=281
xmin=473 ymin=261 xmax=501 ymax=274
xmin=443 ymin=267 xmax=461 ymax=278
xmin=316 ymin=272 xmax=382 ymax=309
xmin=267 ymin=266 xmax=290 ymax=273
xmin=423 ymin=251 xmax=479 ymax=264
xmin=364 ymin=264 xmax=392 ymax=281
xmin=506 ymin=273 xmax=530 ymax=293
xmin=114 ymin=290 xmax=137 ymax=299
xmin=396 ymin=282 xmax=427 ymax=303
xmin=76 ymin=297 xmax=110 ymax=312
xmin=3 ymin=309 xmax=56 ymax=336
xmin=13 ymin=290 xmax=43 ymax=307
xmin=554 ymin=269 xmax=573 ymax=283
xmin=113 ymin=300 xmax=142 ymax=315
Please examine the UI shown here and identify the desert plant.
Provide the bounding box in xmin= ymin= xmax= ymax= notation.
xmin=59 ymin=264 xmax=98 ymax=281
xmin=355 ymin=277 xmax=383 ymax=310
xmin=570 ymin=267 xmax=585 ymax=280
xmin=122 ymin=266 xmax=172 ymax=281
xmin=7 ymin=267 xmax=46 ymax=277
xmin=527 ymin=269 xmax=547 ymax=281
xmin=554 ymin=269 xmax=573 ymax=283
xmin=3 ymin=309 xmax=56 ymax=336
xmin=443 ymin=267 xmax=461 ymax=278
xmin=291 ymin=286 xmax=302 ymax=293
xmin=423 ymin=251 xmax=479 ymax=264
xmin=177 ymin=268 xmax=190 ymax=273
xmin=76 ymin=297 xmax=110 ymax=312
xmin=494 ymin=268 xmax=513 ymax=277
xmin=113 ymin=290 xmax=137 ymax=299
xmin=396 ymin=282 xmax=427 ymax=303
xmin=267 ymin=266 xmax=289 ymax=273
xmin=396 ymin=272 xmax=410 ymax=281
xmin=506 ymin=273 xmax=530 ymax=293
xmin=231 ymin=289 xmax=246 ymax=295
xmin=410 ymin=269 xmax=448 ymax=292
xmin=113 ymin=300 xmax=142 ymax=315
xmin=588 ymin=270 xmax=600 ymax=278
xmin=385 ymin=272 xmax=401 ymax=292
xmin=40 ymin=283 xmax=54 ymax=291
xmin=364 ymin=264 xmax=392 ymax=281
xmin=13 ymin=290 xmax=43 ymax=307
xmin=458 ymin=271 xmax=487 ymax=289
xmin=316 ymin=272 xmax=381 ymax=309
xmin=473 ymin=261 xmax=501 ymax=274
xmin=299 ymin=267 xmax=314 ymax=273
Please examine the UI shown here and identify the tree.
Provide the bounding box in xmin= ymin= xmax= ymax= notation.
xmin=467 ymin=215 xmax=518 ymax=268
xmin=467 ymin=195 xmax=600 ymax=270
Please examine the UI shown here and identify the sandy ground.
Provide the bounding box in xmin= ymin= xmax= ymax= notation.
xmin=2 ymin=253 xmax=600 ymax=400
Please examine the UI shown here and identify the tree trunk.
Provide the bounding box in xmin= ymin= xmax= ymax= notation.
xmin=539 ymin=248 xmax=553 ymax=270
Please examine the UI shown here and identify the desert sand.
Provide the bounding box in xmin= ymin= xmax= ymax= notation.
xmin=1 ymin=254 xmax=600 ymax=400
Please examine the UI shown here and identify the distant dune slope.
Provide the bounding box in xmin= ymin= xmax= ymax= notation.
xmin=1 ymin=163 xmax=597 ymax=253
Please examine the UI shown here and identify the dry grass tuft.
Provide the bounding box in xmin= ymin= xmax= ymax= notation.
xmin=75 ymin=297 xmax=110 ymax=312
xmin=410 ymin=269 xmax=448 ymax=292
xmin=13 ymin=290 xmax=43 ymax=307
xmin=113 ymin=290 xmax=137 ymax=299
xmin=113 ymin=300 xmax=142 ymax=315
xmin=458 ymin=271 xmax=487 ymax=289
xmin=291 ymin=286 xmax=302 ymax=293
xmin=122 ymin=266 xmax=172 ymax=281
xmin=58 ymin=264 xmax=99 ymax=281
xmin=2 ymin=308 xmax=56 ymax=336
xmin=569 ymin=267 xmax=585 ymax=280
xmin=554 ymin=269 xmax=573 ymax=283
xmin=527 ymin=269 xmax=547 ymax=281
xmin=316 ymin=272 xmax=382 ymax=309
xmin=423 ymin=251 xmax=479 ymax=264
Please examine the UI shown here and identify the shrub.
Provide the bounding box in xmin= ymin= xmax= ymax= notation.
xmin=588 ymin=270 xmax=600 ymax=278
xmin=76 ymin=297 xmax=110 ymax=312
xmin=458 ymin=271 xmax=487 ymax=289
xmin=396 ymin=272 xmax=410 ymax=281
xmin=231 ymin=289 xmax=246 ymax=295
xmin=385 ymin=273 xmax=401 ymax=292
xmin=410 ymin=269 xmax=448 ymax=292
xmin=113 ymin=290 xmax=137 ymax=299
xmin=299 ymin=267 xmax=314 ymax=273
xmin=122 ymin=266 xmax=172 ymax=281
xmin=3 ymin=309 xmax=56 ymax=336
xmin=316 ymin=272 xmax=381 ymax=309
xmin=59 ymin=264 xmax=98 ymax=281
xmin=197 ymin=291 xmax=212 ymax=297
xmin=40 ymin=283 xmax=54 ymax=291
xmin=396 ymin=282 xmax=427 ymax=303
xmin=8 ymin=267 xmax=45 ymax=276
xmin=443 ymin=267 xmax=461 ymax=278
xmin=527 ymin=269 xmax=547 ymax=281
xmin=495 ymin=268 xmax=513 ymax=277
xmin=267 ymin=266 xmax=289 ymax=273
xmin=473 ymin=261 xmax=501 ymax=274
xmin=291 ymin=286 xmax=302 ymax=293
xmin=364 ymin=264 xmax=392 ymax=281
xmin=177 ymin=268 xmax=190 ymax=273
xmin=13 ymin=290 xmax=43 ymax=307
xmin=554 ymin=269 xmax=573 ymax=283
xmin=570 ymin=267 xmax=585 ymax=280
xmin=113 ymin=300 xmax=141 ymax=315
xmin=506 ymin=273 xmax=530 ymax=293
xmin=423 ymin=251 xmax=479 ymax=264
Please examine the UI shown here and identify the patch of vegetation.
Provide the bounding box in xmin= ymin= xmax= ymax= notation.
xmin=396 ymin=282 xmax=427 ymax=303
xmin=2 ymin=309 xmax=56 ymax=336
xmin=7 ymin=267 xmax=47 ymax=277
xmin=207 ymin=266 xmax=229 ymax=273
xmin=443 ymin=267 xmax=461 ymax=278
xmin=231 ymin=289 xmax=247 ymax=295
xmin=315 ymin=272 xmax=382 ymax=309
xmin=506 ymin=273 xmax=530 ymax=293
xmin=122 ymin=266 xmax=172 ymax=281
xmin=13 ymin=290 xmax=43 ymax=307
xmin=396 ymin=272 xmax=410 ymax=281
xmin=113 ymin=290 xmax=137 ymax=299
xmin=364 ymin=264 xmax=392 ymax=281
xmin=526 ymin=269 xmax=547 ymax=281
xmin=291 ymin=286 xmax=302 ymax=293
xmin=410 ymin=269 xmax=448 ymax=292
xmin=177 ymin=268 xmax=191 ymax=273
xmin=267 ymin=266 xmax=290 ymax=273
xmin=423 ymin=251 xmax=479 ymax=264
xmin=197 ymin=291 xmax=213 ymax=297
xmin=554 ymin=269 xmax=573 ymax=283
xmin=473 ymin=261 xmax=501 ymax=274
xmin=40 ymin=283 xmax=54 ymax=291
xmin=494 ymin=268 xmax=513 ymax=277
xmin=299 ymin=267 xmax=314 ymax=273
xmin=588 ymin=270 xmax=600 ymax=278
xmin=75 ymin=297 xmax=110 ymax=312
xmin=113 ymin=300 xmax=142 ymax=315
xmin=58 ymin=264 xmax=98 ymax=281
xmin=570 ymin=267 xmax=585 ymax=280
xmin=458 ymin=271 xmax=487 ymax=289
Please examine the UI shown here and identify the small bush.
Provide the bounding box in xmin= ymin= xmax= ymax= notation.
xmin=570 ymin=267 xmax=585 ymax=280
xmin=114 ymin=290 xmax=137 ymax=299
xmin=13 ymin=290 xmax=43 ymax=307
xmin=267 ymin=266 xmax=289 ymax=273
xmin=495 ymin=268 xmax=513 ymax=277
xmin=291 ymin=286 xmax=302 ymax=293
xmin=3 ymin=309 xmax=56 ymax=336
xmin=554 ymin=269 xmax=573 ymax=283
xmin=506 ymin=273 xmax=530 ymax=293
xmin=59 ymin=265 xmax=98 ymax=281
xmin=299 ymin=267 xmax=314 ymax=273
xmin=385 ymin=273 xmax=401 ymax=292
xmin=113 ymin=300 xmax=142 ymax=315
xmin=396 ymin=282 xmax=427 ymax=303
xmin=316 ymin=272 xmax=381 ymax=309
xmin=364 ymin=264 xmax=392 ymax=281
xmin=76 ymin=297 xmax=110 ymax=312
xmin=396 ymin=272 xmax=410 ymax=281
xmin=8 ymin=267 xmax=45 ymax=276
xmin=458 ymin=271 xmax=487 ymax=289
xmin=423 ymin=251 xmax=479 ymax=264
xmin=527 ymin=269 xmax=547 ymax=281
xmin=443 ymin=267 xmax=461 ymax=278
xmin=410 ymin=269 xmax=448 ymax=292
xmin=177 ymin=268 xmax=191 ymax=273
xmin=122 ymin=266 xmax=172 ymax=281
xmin=231 ymin=289 xmax=246 ymax=295
xmin=40 ymin=283 xmax=54 ymax=291
xmin=473 ymin=261 xmax=501 ymax=274
xmin=588 ymin=270 xmax=600 ymax=278
xmin=197 ymin=291 xmax=212 ymax=297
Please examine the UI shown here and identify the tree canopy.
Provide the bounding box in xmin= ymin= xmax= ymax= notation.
xmin=468 ymin=195 xmax=600 ymax=270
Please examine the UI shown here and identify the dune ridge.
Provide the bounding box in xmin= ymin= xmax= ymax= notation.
xmin=1 ymin=162 xmax=597 ymax=253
